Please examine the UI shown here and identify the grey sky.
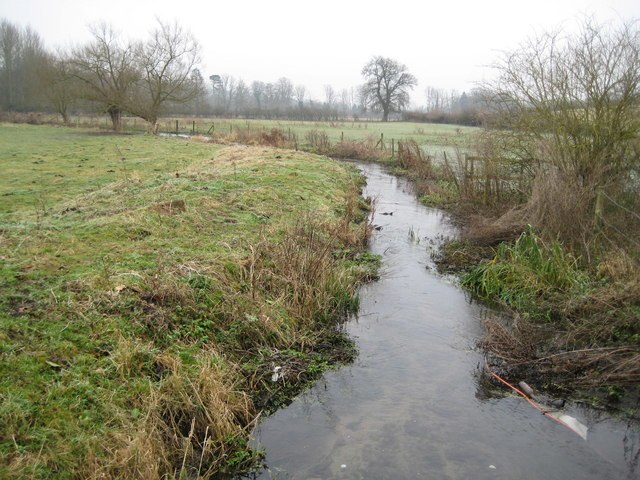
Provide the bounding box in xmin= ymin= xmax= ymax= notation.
xmin=2 ymin=0 xmax=638 ymax=105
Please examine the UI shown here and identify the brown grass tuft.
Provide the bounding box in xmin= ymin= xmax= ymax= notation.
xmin=91 ymin=352 xmax=255 ymax=480
xmin=462 ymin=208 xmax=527 ymax=246
xmin=397 ymin=139 xmax=433 ymax=178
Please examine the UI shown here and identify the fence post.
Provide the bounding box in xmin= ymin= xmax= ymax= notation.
xmin=175 ymin=120 xmax=179 ymax=133
xmin=392 ymin=138 xmax=395 ymax=157
xmin=341 ymin=131 xmax=344 ymax=142
xmin=594 ymin=187 xmax=604 ymax=230
xmin=380 ymin=133 xmax=384 ymax=150
xmin=192 ymin=121 xmax=195 ymax=134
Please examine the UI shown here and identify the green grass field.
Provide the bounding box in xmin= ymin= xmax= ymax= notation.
xmin=38 ymin=113 xmax=478 ymax=156
xmin=170 ymin=118 xmax=477 ymax=146
xmin=0 ymin=124 xmax=374 ymax=478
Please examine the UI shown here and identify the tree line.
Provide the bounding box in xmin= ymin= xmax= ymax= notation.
xmin=1 ymin=18 xmax=487 ymax=128
xmin=1 ymin=19 xmax=202 ymax=132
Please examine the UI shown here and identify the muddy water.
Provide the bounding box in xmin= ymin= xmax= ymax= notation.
xmin=251 ymin=163 xmax=638 ymax=480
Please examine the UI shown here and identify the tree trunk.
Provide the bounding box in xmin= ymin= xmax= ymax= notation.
xmin=147 ymin=118 xmax=159 ymax=135
xmin=108 ymin=107 xmax=122 ymax=131
xmin=382 ymin=107 xmax=389 ymax=122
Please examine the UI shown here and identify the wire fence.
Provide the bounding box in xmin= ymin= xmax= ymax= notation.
xmin=599 ymin=188 xmax=640 ymax=259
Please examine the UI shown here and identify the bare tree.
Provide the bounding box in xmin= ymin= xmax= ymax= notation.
xmin=221 ymin=74 xmax=236 ymax=112
xmin=425 ymin=86 xmax=448 ymax=112
xmin=129 ymin=20 xmax=201 ymax=132
xmin=0 ymin=19 xmax=48 ymax=111
xmin=294 ymin=84 xmax=306 ymax=108
xmin=276 ymin=77 xmax=293 ymax=106
xmin=340 ymin=88 xmax=351 ymax=116
xmin=69 ymin=23 xmax=138 ymax=130
xmin=263 ymin=82 xmax=276 ymax=113
xmin=486 ymin=19 xmax=640 ymax=185
xmin=324 ymin=84 xmax=336 ymax=106
xmin=233 ymin=79 xmax=249 ymax=116
xmin=251 ymin=80 xmax=265 ymax=111
xmin=187 ymin=68 xmax=206 ymax=115
xmin=39 ymin=51 xmax=77 ymax=123
xmin=361 ymin=56 xmax=416 ymax=121
xmin=0 ymin=19 xmax=22 ymax=109
xmin=484 ymin=19 xmax=640 ymax=253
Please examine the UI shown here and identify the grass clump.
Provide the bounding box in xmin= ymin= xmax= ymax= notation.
xmin=0 ymin=125 xmax=375 ymax=479
xmin=463 ymin=226 xmax=589 ymax=319
xmin=463 ymin=226 xmax=640 ymax=397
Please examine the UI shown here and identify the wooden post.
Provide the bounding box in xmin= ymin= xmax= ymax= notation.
xmin=392 ymin=138 xmax=395 ymax=157
xmin=380 ymin=133 xmax=384 ymax=150
xmin=288 ymin=127 xmax=291 ymax=139
xmin=470 ymin=157 xmax=475 ymax=196
xmin=594 ymin=188 xmax=604 ymax=230
xmin=192 ymin=120 xmax=195 ymax=134
xmin=519 ymin=162 xmax=525 ymax=202
xmin=463 ymin=154 xmax=469 ymax=196
xmin=175 ymin=120 xmax=179 ymax=133
xmin=230 ymin=124 xmax=233 ymax=134
xmin=341 ymin=131 xmax=344 ymax=142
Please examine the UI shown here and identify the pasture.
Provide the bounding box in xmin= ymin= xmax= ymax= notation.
xmin=0 ymin=123 xmax=374 ymax=478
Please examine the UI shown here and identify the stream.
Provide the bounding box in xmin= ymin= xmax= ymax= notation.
xmin=250 ymin=162 xmax=639 ymax=479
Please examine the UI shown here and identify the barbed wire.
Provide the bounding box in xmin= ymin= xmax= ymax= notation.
xmin=601 ymin=190 xmax=640 ymax=223
xmin=600 ymin=215 xmax=640 ymax=250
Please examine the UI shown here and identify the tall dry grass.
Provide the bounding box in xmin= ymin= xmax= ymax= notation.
xmin=90 ymin=352 xmax=255 ymax=479
xmin=80 ymin=189 xmax=372 ymax=478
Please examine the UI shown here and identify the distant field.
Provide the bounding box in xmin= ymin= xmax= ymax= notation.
xmin=164 ymin=118 xmax=478 ymax=147
xmin=28 ymin=113 xmax=479 ymax=157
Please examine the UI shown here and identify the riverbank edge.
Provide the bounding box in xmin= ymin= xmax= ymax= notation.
xmin=0 ymin=125 xmax=382 ymax=479
xmin=384 ymin=163 xmax=639 ymax=415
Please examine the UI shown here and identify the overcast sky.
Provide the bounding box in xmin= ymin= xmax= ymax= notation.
xmin=2 ymin=0 xmax=638 ymax=105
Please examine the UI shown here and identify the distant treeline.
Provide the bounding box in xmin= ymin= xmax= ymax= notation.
xmin=0 ymin=17 xmax=485 ymax=126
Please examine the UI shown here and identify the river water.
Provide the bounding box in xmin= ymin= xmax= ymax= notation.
xmin=250 ymin=162 xmax=638 ymax=479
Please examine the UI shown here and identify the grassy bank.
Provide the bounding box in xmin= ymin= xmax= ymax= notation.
xmin=461 ymin=228 xmax=639 ymax=404
xmin=0 ymin=124 xmax=378 ymax=478
xmin=406 ymin=144 xmax=640 ymax=406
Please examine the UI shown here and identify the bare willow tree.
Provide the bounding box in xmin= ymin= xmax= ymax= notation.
xmin=38 ymin=51 xmax=77 ymax=124
xmin=361 ymin=56 xmax=417 ymax=122
xmin=130 ymin=20 xmax=201 ymax=132
xmin=484 ymin=19 xmax=640 ymax=254
xmin=70 ymin=23 xmax=138 ymax=130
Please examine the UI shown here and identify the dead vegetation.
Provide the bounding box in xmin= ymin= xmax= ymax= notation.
xmin=92 ymin=352 xmax=256 ymax=480
xmin=82 ymin=189 xmax=374 ymax=478
xmin=428 ymin=20 xmax=640 ymax=402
